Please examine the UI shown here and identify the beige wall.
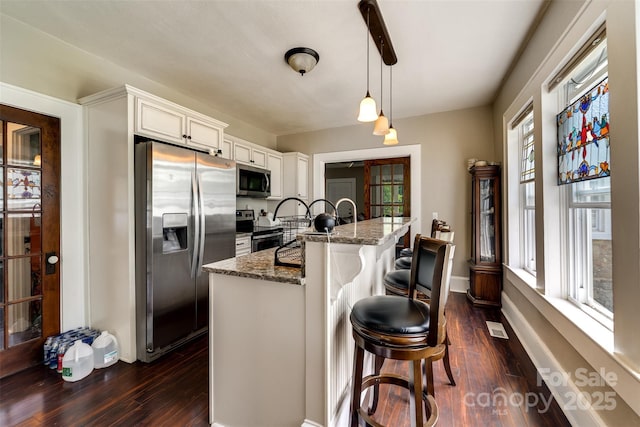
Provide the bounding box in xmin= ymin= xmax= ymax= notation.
xmin=0 ymin=14 xmax=276 ymax=148
xmin=278 ymin=105 xmax=495 ymax=278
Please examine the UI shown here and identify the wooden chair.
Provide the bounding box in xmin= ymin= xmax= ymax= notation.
xmin=349 ymin=235 xmax=453 ymax=426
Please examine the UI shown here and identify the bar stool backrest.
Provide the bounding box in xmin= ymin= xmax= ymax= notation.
xmin=409 ymin=235 xmax=453 ymax=347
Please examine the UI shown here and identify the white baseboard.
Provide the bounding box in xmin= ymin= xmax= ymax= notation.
xmin=501 ymin=293 xmax=607 ymax=427
xmin=450 ymin=275 xmax=468 ymax=293
xmin=301 ymin=419 xmax=323 ymax=427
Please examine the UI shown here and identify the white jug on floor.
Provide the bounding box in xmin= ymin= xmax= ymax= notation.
xmin=62 ymin=340 xmax=94 ymax=382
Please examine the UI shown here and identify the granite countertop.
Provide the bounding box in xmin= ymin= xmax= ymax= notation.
xmin=203 ymin=217 xmax=415 ymax=285
xmin=202 ymin=247 xmax=304 ymax=285
xmin=299 ymin=217 xmax=414 ymax=246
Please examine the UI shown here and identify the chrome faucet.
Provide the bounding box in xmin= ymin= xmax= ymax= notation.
xmin=335 ymin=198 xmax=357 ymax=224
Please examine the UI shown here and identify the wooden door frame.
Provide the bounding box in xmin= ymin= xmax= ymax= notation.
xmin=0 ymin=104 xmax=61 ymax=378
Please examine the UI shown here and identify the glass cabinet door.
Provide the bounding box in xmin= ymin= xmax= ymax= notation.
xmin=479 ymin=177 xmax=496 ymax=263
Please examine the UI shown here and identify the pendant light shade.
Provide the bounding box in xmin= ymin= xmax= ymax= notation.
xmin=358 ymin=7 xmax=378 ymax=122
xmin=383 ymin=126 xmax=398 ymax=145
xmin=358 ymin=92 xmax=378 ymax=122
xmin=373 ymin=112 xmax=390 ymax=135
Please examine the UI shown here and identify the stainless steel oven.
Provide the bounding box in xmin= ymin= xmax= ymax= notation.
xmin=251 ymin=230 xmax=284 ymax=252
xmin=236 ymin=209 xmax=283 ymax=253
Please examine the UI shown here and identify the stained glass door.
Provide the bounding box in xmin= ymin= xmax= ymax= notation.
xmin=0 ymin=105 xmax=60 ymax=378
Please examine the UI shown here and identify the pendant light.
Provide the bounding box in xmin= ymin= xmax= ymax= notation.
xmin=357 ymin=6 xmax=378 ymax=122
xmin=384 ymin=64 xmax=399 ymax=145
xmin=373 ymin=39 xmax=390 ymax=135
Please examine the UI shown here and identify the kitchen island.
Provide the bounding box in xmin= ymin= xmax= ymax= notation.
xmin=203 ymin=217 xmax=414 ymax=427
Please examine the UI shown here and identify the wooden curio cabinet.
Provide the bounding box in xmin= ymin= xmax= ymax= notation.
xmin=467 ymin=165 xmax=502 ymax=307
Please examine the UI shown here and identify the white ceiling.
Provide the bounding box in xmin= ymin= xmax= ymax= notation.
xmin=1 ymin=0 xmax=544 ymax=136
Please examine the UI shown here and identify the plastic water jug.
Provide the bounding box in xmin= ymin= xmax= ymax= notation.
xmin=92 ymin=331 xmax=119 ymax=368
xmin=62 ymin=340 xmax=94 ymax=382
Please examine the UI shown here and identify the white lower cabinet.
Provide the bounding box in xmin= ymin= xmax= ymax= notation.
xmin=235 ymin=235 xmax=251 ymax=256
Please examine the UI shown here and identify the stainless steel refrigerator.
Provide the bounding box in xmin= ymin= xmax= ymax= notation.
xmin=134 ymin=140 xmax=235 ymax=362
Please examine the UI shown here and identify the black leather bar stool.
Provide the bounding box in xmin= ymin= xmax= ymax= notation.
xmin=349 ymin=235 xmax=453 ymax=427
xmin=384 ymin=259 xmax=456 ymax=390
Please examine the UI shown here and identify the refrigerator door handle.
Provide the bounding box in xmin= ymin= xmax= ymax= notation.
xmin=191 ymin=171 xmax=200 ymax=279
xmin=196 ymin=173 xmax=206 ymax=274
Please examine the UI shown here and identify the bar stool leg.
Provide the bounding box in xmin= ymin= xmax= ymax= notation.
xmin=409 ymin=359 xmax=424 ymax=427
xmin=443 ymin=333 xmax=456 ymax=386
xmin=350 ymin=343 xmax=365 ymax=427
xmin=367 ymin=355 xmax=385 ymax=415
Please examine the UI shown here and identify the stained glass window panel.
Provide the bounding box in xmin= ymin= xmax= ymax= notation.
xmin=521 ymin=115 xmax=535 ymax=183
xmin=557 ymin=78 xmax=610 ymax=185
xmin=6 ymin=168 xmax=41 ymax=211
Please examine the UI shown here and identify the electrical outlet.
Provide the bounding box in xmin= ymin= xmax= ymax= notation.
xmin=432 ymin=212 xmax=438 ymax=220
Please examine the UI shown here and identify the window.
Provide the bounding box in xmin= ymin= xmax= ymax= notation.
xmin=519 ymin=112 xmax=536 ymax=274
xmin=557 ymin=38 xmax=612 ymax=323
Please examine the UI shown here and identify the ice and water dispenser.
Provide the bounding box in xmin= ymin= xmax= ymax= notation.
xmin=162 ymin=213 xmax=188 ymax=253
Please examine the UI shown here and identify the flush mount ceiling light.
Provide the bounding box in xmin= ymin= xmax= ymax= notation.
xmin=284 ymin=47 xmax=320 ymax=76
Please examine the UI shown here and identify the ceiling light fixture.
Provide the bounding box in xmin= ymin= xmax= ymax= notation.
xmin=284 ymin=47 xmax=320 ymax=76
xmin=373 ymin=39 xmax=390 ymax=136
xmin=357 ymin=6 xmax=378 ymax=122
xmin=384 ymin=65 xmax=399 ymax=145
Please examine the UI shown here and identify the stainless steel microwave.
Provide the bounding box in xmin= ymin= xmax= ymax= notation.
xmin=236 ymin=164 xmax=271 ymax=198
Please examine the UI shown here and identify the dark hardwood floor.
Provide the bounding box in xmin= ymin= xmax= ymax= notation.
xmin=0 ymin=292 xmax=570 ymax=426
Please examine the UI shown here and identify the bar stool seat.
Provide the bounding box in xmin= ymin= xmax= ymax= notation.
xmin=395 ymin=256 xmax=412 ymax=270
xmin=400 ymin=247 xmax=413 ymax=257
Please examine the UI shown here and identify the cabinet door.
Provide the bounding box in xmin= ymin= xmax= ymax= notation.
xmin=267 ymin=152 xmax=283 ymax=200
xmin=186 ymin=117 xmax=222 ymax=151
xmin=251 ymin=147 xmax=267 ymax=168
xmin=220 ymin=138 xmax=233 ymax=160
xmin=296 ymin=155 xmax=309 ymax=199
xmin=233 ymin=142 xmax=252 ymax=165
xmin=135 ymin=97 xmax=185 ymax=145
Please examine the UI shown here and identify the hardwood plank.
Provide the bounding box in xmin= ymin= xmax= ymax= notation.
xmin=0 ymin=293 xmax=570 ymax=426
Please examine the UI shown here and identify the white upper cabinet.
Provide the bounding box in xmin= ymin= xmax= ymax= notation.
xmin=283 ymin=152 xmax=309 ymax=200
xmin=232 ymin=138 xmax=267 ymax=168
xmin=267 ymin=152 xmax=283 ymax=200
xmin=135 ymin=93 xmax=227 ymax=153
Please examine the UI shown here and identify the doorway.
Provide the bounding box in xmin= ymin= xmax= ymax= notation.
xmin=0 ymin=104 xmax=61 ymax=378
xmin=313 ymin=144 xmax=422 ymax=243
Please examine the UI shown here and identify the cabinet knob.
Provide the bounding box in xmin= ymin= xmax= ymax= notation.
xmin=187 ymin=135 xmax=192 ymax=140
xmin=182 ymin=134 xmax=187 ymax=139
